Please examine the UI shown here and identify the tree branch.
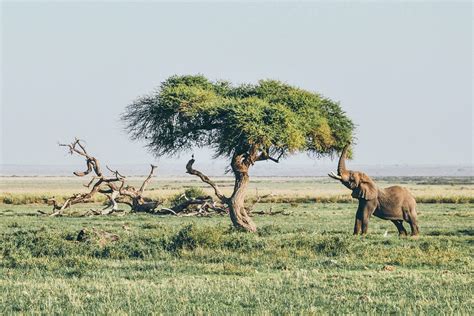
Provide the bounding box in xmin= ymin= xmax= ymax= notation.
xmin=256 ymin=149 xmax=284 ymax=163
xmin=59 ymin=138 xmax=103 ymax=177
xmin=185 ymin=157 xmax=228 ymax=202
xmin=106 ymin=165 xmax=127 ymax=179
xmin=139 ymin=164 xmax=157 ymax=194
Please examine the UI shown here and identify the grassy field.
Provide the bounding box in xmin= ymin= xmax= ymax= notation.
xmin=1 ymin=176 xmax=473 ymax=204
xmin=0 ymin=177 xmax=473 ymax=313
xmin=1 ymin=197 xmax=473 ymax=313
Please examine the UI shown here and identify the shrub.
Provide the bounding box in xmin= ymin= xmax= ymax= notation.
xmin=314 ymin=236 xmax=351 ymax=257
xmin=257 ymin=224 xmax=283 ymax=237
xmin=166 ymin=224 xmax=223 ymax=253
xmin=222 ymin=231 xmax=267 ymax=251
xmin=169 ymin=187 xmax=206 ymax=207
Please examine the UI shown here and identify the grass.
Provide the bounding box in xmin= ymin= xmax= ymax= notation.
xmin=1 ymin=176 xmax=473 ymax=204
xmin=0 ymin=201 xmax=473 ymax=314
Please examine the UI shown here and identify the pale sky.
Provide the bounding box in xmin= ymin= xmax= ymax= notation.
xmin=1 ymin=1 xmax=472 ymax=168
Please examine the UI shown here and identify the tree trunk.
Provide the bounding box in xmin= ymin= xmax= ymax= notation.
xmin=185 ymin=153 xmax=257 ymax=232
xmin=229 ymin=166 xmax=257 ymax=232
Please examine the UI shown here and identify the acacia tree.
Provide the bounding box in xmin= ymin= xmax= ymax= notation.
xmin=122 ymin=75 xmax=354 ymax=232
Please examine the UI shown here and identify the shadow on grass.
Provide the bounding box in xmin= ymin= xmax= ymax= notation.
xmin=426 ymin=229 xmax=474 ymax=236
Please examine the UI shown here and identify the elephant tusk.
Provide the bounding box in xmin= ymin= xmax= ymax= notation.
xmin=328 ymin=172 xmax=342 ymax=180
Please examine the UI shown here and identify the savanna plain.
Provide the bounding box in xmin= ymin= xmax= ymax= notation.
xmin=0 ymin=176 xmax=473 ymax=314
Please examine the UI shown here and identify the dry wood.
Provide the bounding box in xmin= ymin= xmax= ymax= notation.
xmin=44 ymin=138 xmax=160 ymax=216
xmin=185 ymin=156 xmax=227 ymax=203
xmin=158 ymin=195 xmax=227 ymax=217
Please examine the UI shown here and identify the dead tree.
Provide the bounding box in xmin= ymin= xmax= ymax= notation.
xmin=107 ymin=164 xmax=160 ymax=213
xmin=46 ymin=138 xmax=160 ymax=216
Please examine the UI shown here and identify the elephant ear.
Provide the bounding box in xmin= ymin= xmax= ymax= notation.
xmin=352 ymin=172 xmax=377 ymax=200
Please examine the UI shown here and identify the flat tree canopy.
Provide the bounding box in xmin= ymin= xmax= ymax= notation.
xmin=123 ymin=75 xmax=354 ymax=231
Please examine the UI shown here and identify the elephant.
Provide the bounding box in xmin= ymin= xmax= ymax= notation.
xmin=328 ymin=144 xmax=419 ymax=236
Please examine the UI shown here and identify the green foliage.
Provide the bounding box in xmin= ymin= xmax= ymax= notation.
xmin=122 ymin=75 xmax=354 ymax=159
xmin=314 ymin=235 xmax=352 ymax=257
xmin=169 ymin=186 xmax=206 ymax=208
xmin=166 ymin=224 xmax=200 ymax=252
xmin=166 ymin=224 xmax=223 ymax=253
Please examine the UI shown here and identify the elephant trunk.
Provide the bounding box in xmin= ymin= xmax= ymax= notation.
xmin=337 ymin=144 xmax=350 ymax=175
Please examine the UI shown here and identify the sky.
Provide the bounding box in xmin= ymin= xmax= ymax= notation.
xmin=1 ymin=1 xmax=472 ymax=170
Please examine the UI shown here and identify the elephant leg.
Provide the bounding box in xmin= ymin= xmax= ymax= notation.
xmin=403 ymin=205 xmax=420 ymax=236
xmin=354 ymin=217 xmax=362 ymax=235
xmin=407 ymin=212 xmax=420 ymax=236
xmin=360 ymin=208 xmax=370 ymax=235
xmin=361 ymin=216 xmax=370 ymax=235
xmin=353 ymin=204 xmax=363 ymax=235
xmin=391 ymin=220 xmax=408 ymax=236
xmin=360 ymin=200 xmax=376 ymax=235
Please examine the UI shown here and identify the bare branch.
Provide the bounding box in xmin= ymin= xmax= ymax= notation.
xmin=106 ymin=165 xmax=127 ymax=179
xmin=59 ymin=139 xmax=103 ymax=177
xmin=75 ymin=138 xmax=88 ymax=155
xmin=186 ymin=158 xmax=228 ymax=202
xmin=138 ymin=164 xmax=157 ymax=194
xmin=84 ymin=176 xmax=97 ymax=188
